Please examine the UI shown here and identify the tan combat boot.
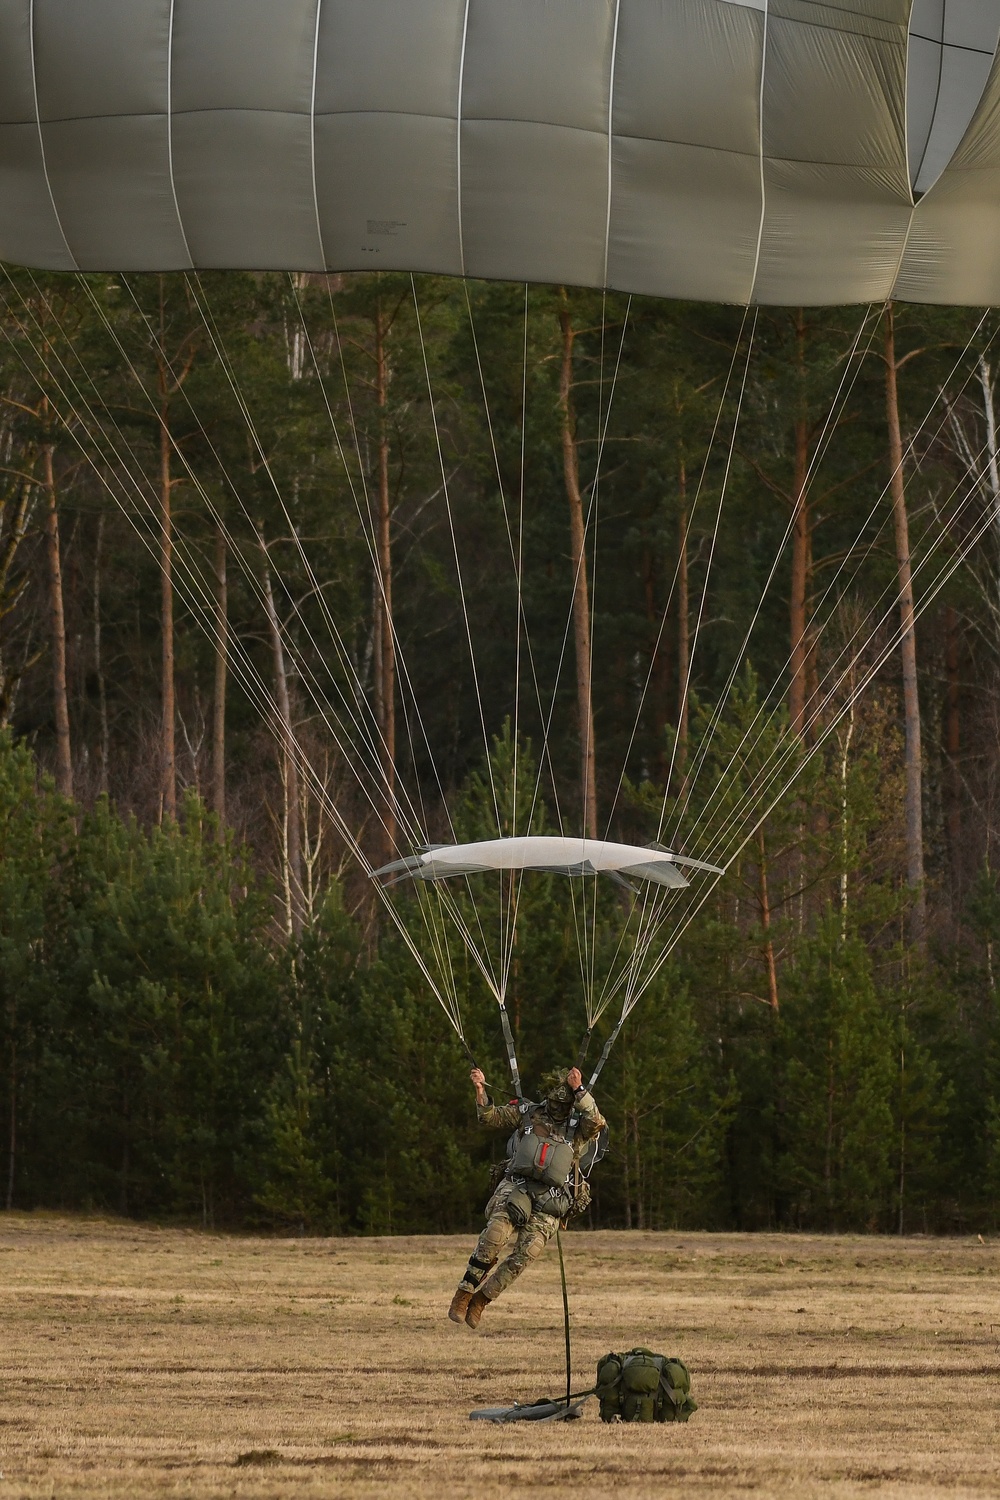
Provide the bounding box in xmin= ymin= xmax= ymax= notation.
xmin=465 ymin=1289 xmax=491 ymax=1329
xmin=448 ymin=1286 xmax=474 ymax=1324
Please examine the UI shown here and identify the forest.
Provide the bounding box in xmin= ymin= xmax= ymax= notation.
xmin=1 ymin=266 xmax=1000 ymax=1237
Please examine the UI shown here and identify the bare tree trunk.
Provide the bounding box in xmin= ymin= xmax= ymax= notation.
xmin=944 ymin=604 xmax=962 ymax=886
xmin=212 ymin=521 xmax=227 ymax=835
xmin=677 ymin=456 xmax=690 ymax=785
xmin=789 ymin=310 xmax=810 ymax=739
xmin=93 ymin=511 xmax=109 ymax=795
xmin=839 ymin=692 xmax=855 ymax=940
xmin=42 ymin=443 xmax=72 ymax=799
xmin=5 ymin=1038 xmax=14 ymax=1211
xmin=157 ymin=303 xmax=176 ymax=821
xmin=558 ymin=289 xmax=597 ymax=839
xmin=756 ymin=826 xmax=779 ymax=1011
xmin=978 ymin=358 xmax=1000 ymax=621
xmin=642 ymin=541 xmax=670 ymax=768
xmin=374 ymin=304 xmax=396 ymax=861
xmin=259 ymin=526 xmax=303 ymax=937
xmin=0 ymin=477 xmax=35 ymax=728
xmin=884 ymin=306 xmax=926 ymax=947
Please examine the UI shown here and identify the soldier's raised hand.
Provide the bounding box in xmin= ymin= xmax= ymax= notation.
xmin=566 ymin=1067 xmax=583 ymax=1091
xmin=470 ymin=1067 xmax=486 ymax=1088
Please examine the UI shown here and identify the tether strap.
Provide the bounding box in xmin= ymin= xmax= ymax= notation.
xmin=498 ymin=1002 xmax=522 ymax=1101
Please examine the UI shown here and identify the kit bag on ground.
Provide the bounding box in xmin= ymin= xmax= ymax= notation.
xmin=595 ymin=1348 xmax=697 ymax=1423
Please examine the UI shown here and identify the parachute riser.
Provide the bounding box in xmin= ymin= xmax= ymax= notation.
xmin=498 ymin=1000 xmax=523 ymax=1102
xmin=586 ymin=1015 xmax=627 ymax=1093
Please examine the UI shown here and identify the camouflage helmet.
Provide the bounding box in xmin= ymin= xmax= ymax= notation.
xmin=539 ymin=1068 xmax=575 ymax=1120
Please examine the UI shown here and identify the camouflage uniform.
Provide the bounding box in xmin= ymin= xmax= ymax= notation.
xmin=457 ymin=1085 xmax=606 ymax=1304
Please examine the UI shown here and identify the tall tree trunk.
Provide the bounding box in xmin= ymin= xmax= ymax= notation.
xmin=157 ymin=298 xmax=176 ymax=821
xmin=676 ymin=456 xmax=690 ymax=785
xmin=0 ymin=478 xmax=34 ymax=728
xmin=558 ymin=289 xmax=597 ymax=839
xmin=643 ymin=540 xmax=670 ymax=772
xmin=884 ymin=306 xmax=926 ymax=946
xmin=944 ymin=604 xmax=962 ymax=885
xmin=259 ymin=526 xmax=303 ymax=937
xmin=5 ymin=1037 xmax=14 ymax=1210
xmin=42 ymin=443 xmax=72 ymax=799
xmin=789 ymin=309 xmax=810 ymax=739
xmin=374 ymin=303 xmax=396 ymax=861
xmin=756 ymin=826 xmax=779 ymax=1011
xmin=93 ymin=511 xmax=109 ymax=795
xmin=978 ymin=358 xmax=1000 ymax=628
xmin=212 ymin=521 xmax=227 ymax=835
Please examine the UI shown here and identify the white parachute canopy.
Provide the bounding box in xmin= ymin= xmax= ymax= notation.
xmin=375 ymin=836 xmax=723 ymax=890
xmin=2 ymin=0 xmax=1000 ymax=305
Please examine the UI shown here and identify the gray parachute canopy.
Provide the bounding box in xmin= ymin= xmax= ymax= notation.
xmin=2 ymin=0 xmax=1000 ymax=305
xmin=374 ymin=836 xmax=724 ymax=891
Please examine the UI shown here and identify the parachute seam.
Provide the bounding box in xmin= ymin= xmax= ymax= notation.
xmin=166 ymin=0 xmax=195 ymax=268
xmin=27 ymin=0 xmax=77 ymax=271
xmin=310 ymin=0 xmax=328 ymax=268
xmin=748 ymin=0 xmax=769 ymax=305
xmin=456 ymin=0 xmax=472 ymax=277
xmin=603 ymin=0 xmax=622 ymax=289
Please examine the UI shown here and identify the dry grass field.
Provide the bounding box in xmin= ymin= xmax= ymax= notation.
xmin=0 ymin=1214 xmax=997 ymax=1498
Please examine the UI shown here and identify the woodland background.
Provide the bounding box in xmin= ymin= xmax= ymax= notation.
xmin=2 ymin=268 xmax=1000 ymax=1236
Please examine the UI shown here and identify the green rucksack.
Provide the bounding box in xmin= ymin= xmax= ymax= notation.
xmin=595 ymin=1347 xmax=697 ymax=1423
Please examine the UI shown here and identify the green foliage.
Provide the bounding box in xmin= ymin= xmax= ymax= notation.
xmin=776 ymin=920 xmax=896 ymax=1228
xmin=2 ymin=272 xmax=1000 ymax=1235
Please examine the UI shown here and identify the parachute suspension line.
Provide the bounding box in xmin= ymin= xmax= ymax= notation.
xmin=629 ymin=463 xmax=1000 ymax=1016
xmin=657 ymin=308 xmax=758 ymax=841
xmin=588 ymin=306 xmax=759 ymax=1031
xmin=0 ymin=280 xmax=469 ymax=1041
xmin=11 ymin=276 xmax=479 ymax=1044
xmin=409 ymin=275 xmax=507 ymax=999
xmin=325 ymin=288 xmax=513 ymax=1004
xmin=601 ymin=303 xmax=755 ymax=840
xmin=462 ymin=281 xmax=558 ymax=823
xmin=699 ymin=425 xmax=1000 ymax=871
xmin=307 ymin=278 xmax=477 ymax=897
xmin=679 ymin=306 xmax=996 ymax=867
xmin=623 ymin=418 xmax=1000 ymax=1016
xmin=105 ymin=275 xmax=432 ymax=866
xmin=593 ymin=433 xmax=1000 ymax=1031
xmin=600 ymin=312 xmax=758 ymax=1028
xmin=286 ymin=278 xmax=479 ymax=970
xmin=690 ymin=314 xmax=1000 ymax=870
xmin=184 ymin=271 xmax=504 ymax=994
xmin=626 ymin=304 xmax=889 ymax=961
xmin=410 ymin=276 xmax=500 ymax=833
xmin=503 ymin=284 xmax=531 ymax=1005
xmin=666 ymin=301 xmax=883 ymax=847
xmin=600 ymin=303 xmax=878 ymax=1025
xmin=579 ymin=291 xmax=632 ymax=1024
xmin=613 ymin=305 xmax=995 ymax=1028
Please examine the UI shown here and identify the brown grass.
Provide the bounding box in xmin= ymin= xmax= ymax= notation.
xmin=0 ymin=1214 xmax=997 ymax=1498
